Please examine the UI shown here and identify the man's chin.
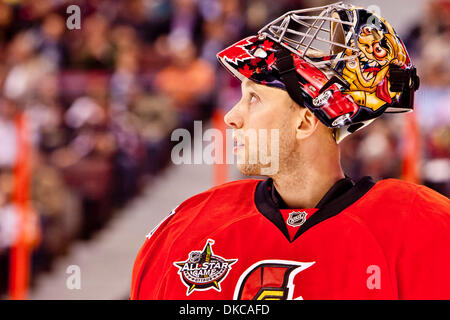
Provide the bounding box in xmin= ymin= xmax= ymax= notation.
xmin=237 ymin=163 xmax=261 ymax=177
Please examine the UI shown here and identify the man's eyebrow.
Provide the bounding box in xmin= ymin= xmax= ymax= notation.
xmin=241 ymin=80 xmax=259 ymax=92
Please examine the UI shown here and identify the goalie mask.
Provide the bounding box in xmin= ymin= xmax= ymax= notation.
xmin=216 ymin=2 xmax=420 ymax=143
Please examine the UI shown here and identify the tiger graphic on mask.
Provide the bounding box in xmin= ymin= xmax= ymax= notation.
xmin=341 ymin=11 xmax=408 ymax=111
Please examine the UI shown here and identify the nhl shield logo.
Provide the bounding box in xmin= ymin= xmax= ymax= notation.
xmin=174 ymin=239 xmax=237 ymax=295
xmin=287 ymin=211 xmax=307 ymax=227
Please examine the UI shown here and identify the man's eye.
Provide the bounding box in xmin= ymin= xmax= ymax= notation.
xmin=250 ymin=94 xmax=259 ymax=104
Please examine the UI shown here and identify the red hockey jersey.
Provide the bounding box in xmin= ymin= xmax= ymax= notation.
xmin=130 ymin=177 xmax=450 ymax=300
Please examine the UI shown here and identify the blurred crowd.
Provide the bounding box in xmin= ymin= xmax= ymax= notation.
xmin=0 ymin=0 xmax=448 ymax=297
xmin=0 ymin=0 xmax=314 ymax=297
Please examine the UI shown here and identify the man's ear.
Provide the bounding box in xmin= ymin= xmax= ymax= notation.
xmin=295 ymin=107 xmax=320 ymax=140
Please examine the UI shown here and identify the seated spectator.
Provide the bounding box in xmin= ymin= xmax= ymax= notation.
xmin=154 ymin=38 xmax=215 ymax=118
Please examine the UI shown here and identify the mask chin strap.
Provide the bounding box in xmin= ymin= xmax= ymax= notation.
xmin=275 ymin=49 xmax=305 ymax=107
xmin=276 ymin=49 xmax=351 ymax=106
xmin=275 ymin=49 xmax=347 ymax=143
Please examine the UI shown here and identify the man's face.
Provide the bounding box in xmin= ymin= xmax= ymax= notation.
xmin=224 ymin=79 xmax=298 ymax=176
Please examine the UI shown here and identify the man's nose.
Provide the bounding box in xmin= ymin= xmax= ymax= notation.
xmin=224 ymin=105 xmax=243 ymax=129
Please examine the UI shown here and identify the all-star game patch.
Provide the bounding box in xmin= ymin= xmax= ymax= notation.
xmin=174 ymin=239 xmax=237 ymax=296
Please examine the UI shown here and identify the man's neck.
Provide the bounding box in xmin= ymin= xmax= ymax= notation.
xmin=271 ymin=161 xmax=345 ymax=209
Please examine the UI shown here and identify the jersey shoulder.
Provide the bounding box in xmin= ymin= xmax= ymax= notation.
xmin=175 ymin=179 xmax=261 ymax=213
xmin=147 ymin=178 xmax=261 ymax=243
xmin=353 ymin=178 xmax=450 ymax=229
xmin=374 ymin=178 xmax=449 ymax=212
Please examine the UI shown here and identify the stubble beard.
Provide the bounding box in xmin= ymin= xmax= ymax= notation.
xmin=236 ymin=124 xmax=296 ymax=177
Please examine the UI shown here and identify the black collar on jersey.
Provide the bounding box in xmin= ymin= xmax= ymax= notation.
xmin=255 ymin=176 xmax=376 ymax=242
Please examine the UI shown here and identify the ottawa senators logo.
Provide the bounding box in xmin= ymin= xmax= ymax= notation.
xmin=174 ymin=239 xmax=237 ymax=296
xmin=233 ymin=260 xmax=315 ymax=300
